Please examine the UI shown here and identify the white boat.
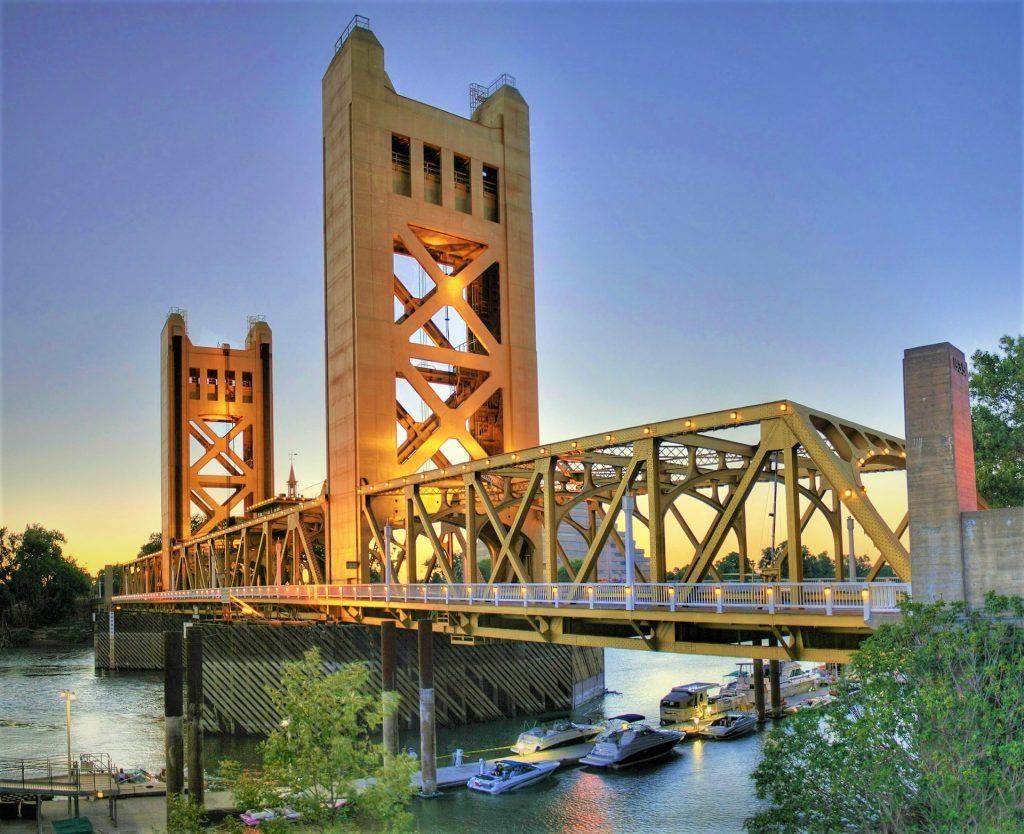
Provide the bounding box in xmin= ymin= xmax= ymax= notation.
xmin=659 ymin=682 xmax=749 ymax=727
xmin=579 ymin=714 xmax=682 ymax=769
xmin=511 ymin=719 xmax=602 ymax=754
xmin=466 ymin=760 xmax=558 ymax=794
xmin=697 ymin=711 xmax=758 ymax=740
xmin=785 ymin=694 xmax=834 ymax=714
xmin=721 ymin=661 xmax=821 ymax=701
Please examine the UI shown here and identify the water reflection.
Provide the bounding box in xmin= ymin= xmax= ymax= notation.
xmin=0 ymin=645 xmax=767 ymax=832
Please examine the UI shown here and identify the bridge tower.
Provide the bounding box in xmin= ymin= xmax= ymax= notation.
xmin=323 ymin=19 xmax=539 ymax=582
xmin=160 ymin=312 xmax=274 ymax=587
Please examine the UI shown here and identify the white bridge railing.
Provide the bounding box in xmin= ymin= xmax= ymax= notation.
xmin=114 ymin=581 xmax=909 ymax=620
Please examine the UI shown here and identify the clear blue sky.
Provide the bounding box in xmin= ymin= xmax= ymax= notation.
xmin=2 ymin=2 xmax=1021 ymax=569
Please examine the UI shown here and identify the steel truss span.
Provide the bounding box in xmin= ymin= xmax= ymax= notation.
xmin=360 ymin=400 xmax=910 ymax=587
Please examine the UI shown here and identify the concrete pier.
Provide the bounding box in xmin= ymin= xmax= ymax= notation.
xmin=417 ymin=620 xmax=439 ymax=797
xmin=185 ymin=627 xmax=204 ymax=806
xmin=163 ymin=630 xmax=184 ymax=811
xmin=752 ymin=656 xmax=766 ymax=723
xmin=381 ymin=620 xmax=398 ymax=760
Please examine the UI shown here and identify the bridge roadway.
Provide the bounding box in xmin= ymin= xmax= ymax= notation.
xmin=113 ymin=580 xmax=909 ymax=663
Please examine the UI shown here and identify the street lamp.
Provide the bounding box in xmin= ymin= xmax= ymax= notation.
xmin=59 ymin=690 xmax=76 ymax=777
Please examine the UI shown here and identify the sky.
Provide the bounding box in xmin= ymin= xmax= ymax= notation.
xmin=2 ymin=2 xmax=1021 ymax=574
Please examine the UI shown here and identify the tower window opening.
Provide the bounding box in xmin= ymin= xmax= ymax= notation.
xmin=453 ymin=153 xmax=471 ymax=214
xmin=188 ymin=367 xmax=200 ymax=400
xmin=423 ymin=144 xmax=441 ymax=205
xmin=241 ymin=371 xmax=253 ymax=403
xmin=482 ymin=164 xmax=499 ymax=222
xmin=225 ymin=370 xmax=236 ymax=403
xmin=206 ymin=369 xmax=219 ymax=401
xmin=391 ymin=134 xmax=411 ymax=196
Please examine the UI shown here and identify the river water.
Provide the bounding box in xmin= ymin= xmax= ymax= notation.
xmin=0 ymin=645 xmax=768 ymax=832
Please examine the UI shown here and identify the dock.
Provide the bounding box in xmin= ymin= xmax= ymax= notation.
xmin=419 ymin=742 xmax=596 ymax=790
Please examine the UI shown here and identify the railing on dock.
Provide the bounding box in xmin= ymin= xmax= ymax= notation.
xmin=0 ymin=754 xmax=117 ymax=797
xmin=114 ymin=581 xmax=910 ymax=620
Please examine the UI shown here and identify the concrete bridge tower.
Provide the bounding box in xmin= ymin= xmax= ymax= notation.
xmin=322 ymin=19 xmax=539 ymax=582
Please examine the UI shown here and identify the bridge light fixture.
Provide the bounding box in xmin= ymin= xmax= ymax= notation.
xmin=860 ymin=486 xmax=868 ymax=493
xmin=861 ymin=588 xmax=870 ymax=599
xmin=486 ymin=459 xmax=492 ymax=466
xmin=587 ymin=587 xmax=594 ymax=596
xmin=823 ymin=587 xmax=832 ymax=596
xmin=843 ymin=489 xmax=853 ymax=499
xmin=900 ymin=451 xmax=907 ymax=458
xmin=605 ymin=434 xmax=612 ymax=442
xmin=779 ymin=403 xmax=788 ymax=412
xmin=765 ymin=587 xmax=774 ymax=595
xmin=729 ymin=412 xmax=738 ymax=420
xmin=571 ymin=441 xmax=578 ymax=449
xmin=714 ymin=586 xmax=722 ymax=595
xmin=643 ymin=427 xmax=651 ymax=434
xmin=867 ymin=450 xmax=875 ymax=457
xmin=511 ymin=453 xmax=518 ymax=460
xmin=883 ymin=448 xmax=890 ymax=455
xmin=684 ymin=420 xmax=693 ymax=428
xmin=668 ymin=587 xmax=675 ymax=596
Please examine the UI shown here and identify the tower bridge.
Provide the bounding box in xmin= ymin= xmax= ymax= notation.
xmin=101 ymin=18 xmax=1020 ymax=738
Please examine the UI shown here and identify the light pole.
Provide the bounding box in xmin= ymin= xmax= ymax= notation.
xmin=59 ymin=690 xmax=76 ymax=776
xmin=847 ymin=515 xmax=857 ymax=582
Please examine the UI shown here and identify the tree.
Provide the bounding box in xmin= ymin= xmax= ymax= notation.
xmin=746 ymin=595 xmax=1024 ymax=833
xmin=221 ymin=648 xmax=416 ymax=832
xmin=970 ymin=335 xmax=1024 ymax=507
xmin=0 ymin=525 xmax=91 ymax=628
xmin=138 ymin=532 xmax=162 ymax=557
xmin=557 ymin=558 xmax=584 ymax=582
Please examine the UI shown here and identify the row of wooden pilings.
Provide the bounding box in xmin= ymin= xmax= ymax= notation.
xmin=161 ymin=620 xmax=442 ymax=826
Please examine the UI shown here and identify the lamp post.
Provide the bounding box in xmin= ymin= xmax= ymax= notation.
xmin=59 ymin=690 xmax=76 ymax=776
xmin=847 ymin=515 xmax=857 ymax=582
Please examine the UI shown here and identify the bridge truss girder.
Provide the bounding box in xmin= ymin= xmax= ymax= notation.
xmin=362 ymin=401 xmax=911 ymax=586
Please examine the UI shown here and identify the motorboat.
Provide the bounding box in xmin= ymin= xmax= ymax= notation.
xmin=511 ymin=719 xmax=602 ymax=754
xmin=466 ymin=760 xmax=558 ymax=794
xmin=721 ymin=661 xmax=822 ymax=701
xmin=697 ymin=711 xmax=758 ymax=740
xmin=239 ymin=807 xmax=301 ymax=827
xmin=659 ymin=682 xmax=749 ymax=727
xmin=579 ymin=714 xmax=682 ymax=769
xmin=785 ymin=694 xmax=834 ymax=714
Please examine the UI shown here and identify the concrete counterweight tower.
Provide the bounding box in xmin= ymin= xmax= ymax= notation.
xmin=160 ymin=312 xmax=274 ymax=587
xmin=323 ymin=21 xmax=540 ymax=582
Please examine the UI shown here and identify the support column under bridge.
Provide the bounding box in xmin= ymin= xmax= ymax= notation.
xmin=94 ymin=614 xmax=603 ymax=734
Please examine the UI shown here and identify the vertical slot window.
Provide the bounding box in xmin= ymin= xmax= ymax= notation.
xmin=391 ymin=134 xmax=411 ymax=196
xmin=423 ymin=144 xmax=441 ymax=205
xmin=482 ymin=164 xmax=499 ymax=222
xmin=453 ymin=153 xmax=471 ymax=214
xmin=242 ymin=371 xmax=253 ymax=404
xmin=206 ymin=369 xmax=219 ymax=401
xmin=225 ymin=370 xmax=236 ymax=402
xmin=188 ymin=368 xmax=200 ymax=400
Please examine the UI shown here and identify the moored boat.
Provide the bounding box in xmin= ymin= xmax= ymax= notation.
xmin=511 ymin=719 xmax=602 ymax=754
xmin=579 ymin=714 xmax=682 ymax=769
xmin=659 ymin=682 xmax=749 ymax=727
xmin=467 ymin=760 xmax=558 ymax=794
xmin=697 ymin=711 xmax=758 ymax=740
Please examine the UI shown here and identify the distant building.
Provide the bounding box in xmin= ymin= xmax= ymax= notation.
xmin=557 ymin=503 xmax=650 ymax=582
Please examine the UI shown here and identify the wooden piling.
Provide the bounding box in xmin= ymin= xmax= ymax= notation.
xmin=381 ymin=620 xmax=398 ymax=760
xmin=417 ymin=620 xmax=439 ymax=797
xmin=164 ymin=630 xmax=184 ymax=812
xmin=752 ymin=653 xmax=766 ymax=723
xmin=186 ymin=626 xmax=204 ymax=806
xmin=767 ymin=636 xmax=783 ymax=718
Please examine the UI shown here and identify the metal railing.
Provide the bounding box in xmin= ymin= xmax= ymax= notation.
xmin=114 ymin=581 xmax=909 ymax=620
xmin=335 ymin=15 xmax=370 ymax=53
xmin=0 ymin=754 xmax=116 ymax=797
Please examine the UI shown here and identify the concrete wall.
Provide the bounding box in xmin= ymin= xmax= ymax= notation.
xmin=962 ymin=507 xmax=1024 ymax=608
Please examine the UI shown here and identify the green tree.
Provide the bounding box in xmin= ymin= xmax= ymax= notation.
xmin=0 ymin=525 xmax=90 ymax=628
xmin=221 ymin=648 xmax=416 ymax=832
xmin=746 ymin=595 xmax=1024 ymax=833
xmin=557 ymin=558 xmax=584 ymax=582
xmin=970 ymin=334 xmax=1024 ymax=507
xmin=138 ymin=532 xmax=162 ymax=557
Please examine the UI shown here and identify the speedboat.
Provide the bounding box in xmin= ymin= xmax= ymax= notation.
xmin=511 ymin=719 xmax=602 ymax=754
xmin=579 ymin=714 xmax=682 ymax=769
xmin=659 ymin=682 xmax=749 ymax=726
xmin=466 ymin=760 xmax=558 ymax=794
xmin=239 ymin=808 xmax=301 ymax=827
xmin=785 ymin=694 xmax=834 ymax=714
xmin=697 ymin=711 xmax=758 ymax=740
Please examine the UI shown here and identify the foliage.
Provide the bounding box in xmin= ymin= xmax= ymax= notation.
xmin=557 ymin=558 xmax=584 ymax=582
xmin=0 ymin=525 xmax=91 ymax=629
xmin=221 ymin=648 xmax=416 ymax=832
xmin=166 ymin=794 xmax=206 ymax=834
xmin=970 ymin=334 xmax=1024 ymax=508
xmin=138 ymin=532 xmax=163 ymax=557
xmin=746 ymin=595 xmax=1024 ymax=833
